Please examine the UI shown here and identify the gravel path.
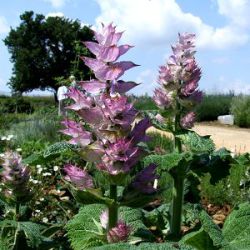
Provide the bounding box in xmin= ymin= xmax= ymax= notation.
xmin=193 ymin=124 xmax=250 ymax=154
xmin=148 ymin=123 xmax=250 ymax=154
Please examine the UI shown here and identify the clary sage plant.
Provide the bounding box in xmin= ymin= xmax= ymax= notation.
xmin=152 ymin=33 xmax=203 ymax=238
xmin=61 ymin=23 xmax=159 ymax=243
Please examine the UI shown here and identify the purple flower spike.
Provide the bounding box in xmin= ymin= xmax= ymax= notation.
xmin=78 ymin=80 xmax=106 ymax=95
xmin=64 ymin=164 xmax=94 ymax=189
xmin=112 ymin=80 xmax=139 ymax=94
xmin=131 ymin=164 xmax=159 ymax=194
xmin=98 ymin=138 xmax=141 ymax=175
xmin=107 ymin=221 xmax=131 ymax=243
xmin=66 ymin=87 xmax=93 ymax=111
xmin=1 ymin=151 xmax=30 ymax=199
xmin=61 ymin=120 xmax=92 ymax=146
xmin=130 ymin=117 xmax=151 ymax=144
xmin=153 ymin=88 xmax=172 ymax=109
xmin=180 ymin=112 xmax=196 ymax=129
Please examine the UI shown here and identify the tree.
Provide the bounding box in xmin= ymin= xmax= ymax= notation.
xmin=4 ymin=11 xmax=94 ymax=94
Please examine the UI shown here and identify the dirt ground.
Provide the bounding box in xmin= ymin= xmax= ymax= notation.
xmin=148 ymin=123 xmax=250 ymax=154
xmin=193 ymin=124 xmax=250 ymax=154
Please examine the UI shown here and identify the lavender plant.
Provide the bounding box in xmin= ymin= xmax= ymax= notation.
xmin=61 ymin=23 xmax=159 ymax=245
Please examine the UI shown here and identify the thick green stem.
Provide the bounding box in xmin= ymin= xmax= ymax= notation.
xmin=108 ymin=185 xmax=118 ymax=229
xmin=170 ymin=173 xmax=184 ymax=238
xmin=15 ymin=203 xmax=20 ymax=221
xmin=170 ymin=101 xmax=184 ymax=239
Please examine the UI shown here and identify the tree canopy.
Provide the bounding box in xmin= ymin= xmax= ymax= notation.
xmin=4 ymin=11 xmax=94 ymax=94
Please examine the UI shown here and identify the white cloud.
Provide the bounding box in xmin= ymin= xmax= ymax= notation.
xmin=215 ymin=76 xmax=250 ymax=94
xmin=0 ymin=16 xmax=9 ymax=34
xmin=44 ymin=0 xmax=67 ymax=8
xmin=95 ymin=0 xmax=250 ymax=50
xmin=46 ymin=12 xmax=64 ymax=18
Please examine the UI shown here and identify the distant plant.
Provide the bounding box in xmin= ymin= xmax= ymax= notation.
xmin=0 ymin=96 xmax=34 ymax=114
xmin=231 ymin=95 xmax=250 ymax=127
xmin=0 ymin=151 xmax=56 ymax=249
xmin=195 ymin=94 xmax=234 ymax=122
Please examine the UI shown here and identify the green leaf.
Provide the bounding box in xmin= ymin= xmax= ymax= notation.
xmin=119 ymin=207 xmax=154 ymax=241
xmin=19 ymin=221 xmax=45 ymax=248
xmin=183 ymin=210 xmax=224 ymax=250
xmin=91 ymin=242 xmax=195 ymax=249
xmin=72 ymin=188 xmax=113 ymax=206
xmin=176 ymin=131 xmax=215 ymax=154
xmin=43 ymin=141 xmax=79 ymax=158
xmin=41 ymin=224 xmax=63 ymax=238
xmin=144 ymin=111 xmax=173 ymax=132
xmin=222 ymin=203 xmax=250 ymax=250
xmin=22 ymin=153 xmax=47 ymax=165
xmin=143 ymin=152 xmax=193 ymax=176
xmin=65 ymin=204 xmax=106 ymax=250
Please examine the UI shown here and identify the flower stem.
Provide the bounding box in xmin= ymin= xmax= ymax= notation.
xmin=108 ymin=184 xmax=118 ymax=229
xmin=170 ymin=172 xmax=184 ymax=239
xmin=170 ymin=106 xmax=184 ymax=239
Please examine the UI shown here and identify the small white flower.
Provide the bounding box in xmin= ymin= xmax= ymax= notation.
xmin=42 ymin=217 xmax=49 ymax=223
xmin=36 ymin=165 xmax=42 ymax=169
xmin=0 ymin=153 xmax=5 ymax=157
xmin=16 ymin=148 xmax=22 ymax=152
xmin=35 ymin=201 xmax=41 ymax=205
xmin=39 ymin=198 xmax=45 ymax=201
xmin=1 ymin=136 xmax=7 ymax=140
xmin=7 ymin=135 xmax=14 ymax=140
xmin=35 ymin=209 xmax=41 ymax=213
xmin=37 ymin=168 xmax=42 ymax=174
xmin=53 ymin=166 xmax=59 ymax=171
xmin=42 ymin=172 xmax=52 ymax=176
xmin=32 ymin=180 xmax=39 ymax=184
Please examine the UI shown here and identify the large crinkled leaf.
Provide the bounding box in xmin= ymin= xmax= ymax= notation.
xmin=19 ymin=221 xmax=46 ymax=248
xmin=119 ymin=207 xmax=154 ymax=241
xmin=0 ymin=220 xmax=46 ymax=249
xmin=176 ymin=131 xmax=215 ymax=154
xmin=222 ymin=203 xmax=250 ymax=250
xmin=143 ymin=152 xmax=193 ymax=175
xmin=65 ymin=204 xmax=106 ymax=250
xmin=65 ymin=205 xmax=152 ymax=250
xmin=43 ymin=141 xmax=79 ymax=158
xmin=208 ymin=148 xmax=234 ymax=184
xmin=91 ymin=242 xmax=195 ymax=249
xmin=183 ymin=210 xmax=224 ymax=250
xmin=189 ymin=148 xmax=234 ymax=185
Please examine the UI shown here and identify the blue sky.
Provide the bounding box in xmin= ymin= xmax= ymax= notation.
xmin=0 ymin=0 xmax=250 ymax=95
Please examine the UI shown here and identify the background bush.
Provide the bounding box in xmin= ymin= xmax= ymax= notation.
xmin=195 ymin=94 xmax=234 ymax=122
xmin=0 ymin=96 xmax=34 ymax=114
xmin=230 ymin=95 xmax=250 ymax=128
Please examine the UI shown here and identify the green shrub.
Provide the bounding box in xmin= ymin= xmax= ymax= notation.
xmin=129 ymin=94 xmax=158 ymax=111
xmin=230 ymin=95 xmax=250 ymax=128
xmin=0 ymin=113 xmax=29 ymax=130
xmin=200 ymin=153 xmax=250 ymax=205
xmin=195 ymin=94 xmax=233 ymax=122
xmin=6 ymin=114 xmax=62 ymax=147
xmin=0 ymin=96 xmax=34 ymax=114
